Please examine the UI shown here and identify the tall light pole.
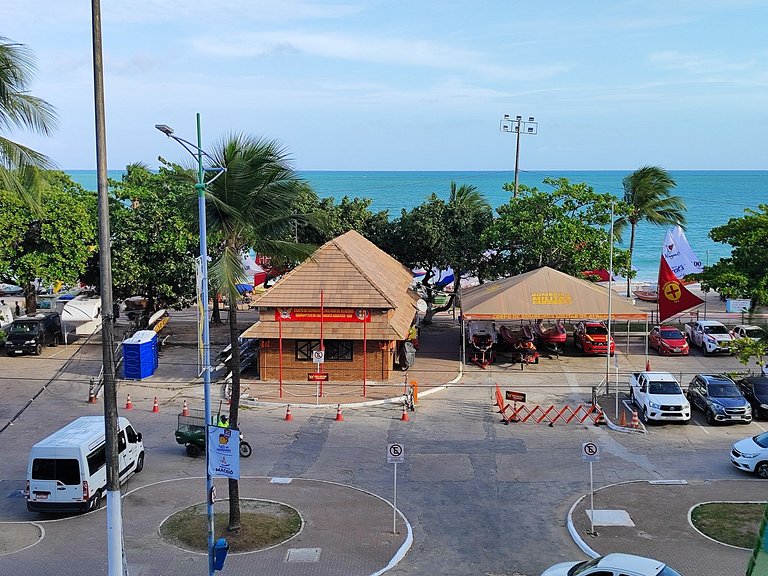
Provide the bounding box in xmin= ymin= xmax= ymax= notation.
xmin=606 ymin=202 xmax=616 ymax=418
xmin=500 ymin=114 xmax=538 ymax=198
xmin=156 ymin=115 xmax=224 ymax=576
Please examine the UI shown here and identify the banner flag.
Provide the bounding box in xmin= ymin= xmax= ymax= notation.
xmin=207 ymin=426 xmax=241 ymax=479
xmin=658 ymin=256 xmax=704 ymax=322
xmin=662 ymin=226 xmax=704 ymax=279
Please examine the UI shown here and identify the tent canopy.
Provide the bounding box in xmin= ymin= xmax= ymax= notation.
xmin=461 ymin=266 xmax=647 ymax=320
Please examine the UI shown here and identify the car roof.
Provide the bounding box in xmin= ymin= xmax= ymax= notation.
xmin=657 ymin=325 xmax=681 ymax=330
xmin=697 ymin=374 xmax=735 ymax=385
xmin=734 ymin=324 xmax=762 ymax=330
xmin=697 ymin=320 xmax=725 ymax=325
xmin=598 ymin=553 xmax=665 ymax=574
xmin=742 ymin=375 xmax=768 ymax=385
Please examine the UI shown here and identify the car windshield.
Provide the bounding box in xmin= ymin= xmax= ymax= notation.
xmin=9 ymin=322 xmax=38 ymax=335
xmin=745 ymin=328 xmax=766 ymax=339
xmin=569 ymin=558 xmax=602 ymax=575
xmin=659 ymin=566 xmax=683 ymax=576
xmin=585 ymin=325 xmax=607 ymax=335
xmin=661 ymin=329 xmax=683 ymax=339
xmin=649 ymin=381 xmax=683 ymax=394
xmin=704 ymin=324 xmax=729 ymax=335
xmin=708 ymin=384 xmax=741 ymax=398
xmin=753 ymin=432 xmax=768 ymax=449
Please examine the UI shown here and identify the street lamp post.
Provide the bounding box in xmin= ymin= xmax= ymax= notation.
xmin=156 ymin=114 xmax=224 ymax=576
xmin=500 ymin=114 xmax=538 ymax=198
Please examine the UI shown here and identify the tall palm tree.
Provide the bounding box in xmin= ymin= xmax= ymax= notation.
xmin=0 ymin=36 xmax=57 ymax=202
xmin=614 ymin=166 xmax=686 ymax=297
xmin=204 ymin=133 xmax=313 ymax=532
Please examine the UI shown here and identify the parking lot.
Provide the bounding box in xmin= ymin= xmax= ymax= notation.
xmin=0 ymin=314 xmax=765 ymax=576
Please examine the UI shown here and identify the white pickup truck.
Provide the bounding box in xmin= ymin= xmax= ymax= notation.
xmin=684 ymin=320 xmax=734 ymax=354
xmin=629 ymin=371 xmax=691 ymax=424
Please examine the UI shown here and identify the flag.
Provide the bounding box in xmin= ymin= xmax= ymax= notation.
xmin=663 ymin=226 xmax=704 ymax=279
xmin=658 ymin=256 xmax=704 ymax=322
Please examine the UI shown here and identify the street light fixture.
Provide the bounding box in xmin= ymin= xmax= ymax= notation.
xmin=155 ymin=113 xmax=224 ymax=576
xmin=500 ymin=114 xmax=538 ymax=198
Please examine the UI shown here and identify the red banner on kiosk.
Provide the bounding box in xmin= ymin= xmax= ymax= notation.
xmin=275 ymin=307 xmax=370 ymax=322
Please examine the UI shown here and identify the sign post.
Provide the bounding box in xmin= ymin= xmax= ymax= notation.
xmin=387 ymin=443 xmax=404 ymax=534
xmin=312 ymin=349 xmax=325 ymax=403
xmin=582 ymin=442 xmax=600 ymax=536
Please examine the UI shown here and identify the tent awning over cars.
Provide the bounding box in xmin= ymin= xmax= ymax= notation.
xmin=461 ymin=266 xmax=647 ymax=320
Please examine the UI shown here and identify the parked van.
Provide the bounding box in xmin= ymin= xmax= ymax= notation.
xmin=5 ymin=311 xmax=62 ymax=356
xmin=26 ymin=416 xmax=145 ymax=513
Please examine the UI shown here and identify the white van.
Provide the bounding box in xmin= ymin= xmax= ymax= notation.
xmin=26 ymin=416 xmax=145 ymax=513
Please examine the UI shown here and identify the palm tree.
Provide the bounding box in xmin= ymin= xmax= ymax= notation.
xmin=204 ymin=133 xmax=313 ymax=532
xmin=614 ymin=166 xmax=686 ymax=297
xmin=0 ymin=36 xmax=58 ymax=202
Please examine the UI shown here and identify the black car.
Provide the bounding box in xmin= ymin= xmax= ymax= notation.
xmin=736 ymin=376 xmax=768 ymax=420
xmin=687 ymin=374 xmax=752 ymax=425
xmin=5 ymin=312 xmax=62 ymax=356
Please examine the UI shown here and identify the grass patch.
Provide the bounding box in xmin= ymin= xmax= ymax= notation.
xmin=691 ymin=502 xmax=765 ymax=549
xmin=160 ymin=499 xmax=301 ymax=553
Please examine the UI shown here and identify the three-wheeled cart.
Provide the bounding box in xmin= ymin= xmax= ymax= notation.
xmin=175 ymin=408 xmax=252 ymax=458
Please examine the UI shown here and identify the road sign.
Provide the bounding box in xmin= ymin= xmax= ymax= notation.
xmin=387 ymin=443 xmax=404 ymax=464
xmin=312 ymin=350 xmax=325 ymax=363
xmin=582 ymin=441 xmax=600 ymax=462
xmin=308 ymin=372 xmax=329 ymax=382
xmin=505 ymin=390 xmax=527 ymax=403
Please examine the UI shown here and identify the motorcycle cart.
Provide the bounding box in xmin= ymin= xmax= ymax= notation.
xmin=175 ymin=408 xmax=252 ymax=458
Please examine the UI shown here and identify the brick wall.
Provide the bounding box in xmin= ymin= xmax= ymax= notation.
xmin=258 ymin=339 xmax=396 ymax=381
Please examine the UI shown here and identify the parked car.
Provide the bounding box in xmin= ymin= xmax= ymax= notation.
xmin=731 ymin=324 xmax=767 ymax=341
xmin=540 ymin=552 xmax=683 ymax=576
xmin=730 ymin=431 xmax=768 ymax=479
xmin=684 ymin=320 xmax=734 ymax=354
xmin=629 ymin=371 xmax=690 ymax=424
xmin=687 ymin=374 xmax=751 ymax=425
xmin=649 ymin=325 xmax=689 ymax=356
xmin=5 ymin=311 xmax=62 ymax=356
xmin=573 ymin=321 xmax=615 ymax=356
xmin=735 ymin=375 xmax=768 ymax=419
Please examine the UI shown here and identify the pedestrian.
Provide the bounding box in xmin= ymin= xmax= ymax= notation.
xmin=15 ymin=302 xmax=21 ymax=317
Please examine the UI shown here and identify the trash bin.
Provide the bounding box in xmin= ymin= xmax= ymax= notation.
xmin=122 ymin=329 xmax=158 ymax=379
xmin=213 ymin=537 xmax=229 ymax=571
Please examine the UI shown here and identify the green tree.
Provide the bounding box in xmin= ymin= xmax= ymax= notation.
xmin=482 ymin=178 xmax=627 ymax=280
xmin=0 ymin=171 xmax=96 ymax=311
xmin=700 ymin=205 xmax=768 ymax=307
xmin=0 ymin=37 xmax=58 ymax=206
xmin=203 ymin=134 xmax=313 ymax=532
xmin=614 ymin=166 xmax=686 ymax=296
xmin=730 ymin=336 xmax=767 ymax=375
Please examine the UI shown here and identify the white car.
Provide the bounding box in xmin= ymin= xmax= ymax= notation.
xmin=731 ymin=324 xmax=767 ymax=341
xmin=541 ymin=553 xmax=682 ymax=576
xmin=731 ymin=431 xmax=768 ymax=479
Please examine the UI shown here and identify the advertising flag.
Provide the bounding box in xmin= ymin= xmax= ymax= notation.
xmin=207 ymin=425 xmax=241 ymax=479
xmin=662 ymin=226 xmax=704 ymax=279
xmin=657 ymin=256 xmax=704 ymax=322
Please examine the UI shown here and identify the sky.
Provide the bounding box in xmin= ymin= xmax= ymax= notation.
xmin=2 ymin=1 xmax=767 ymax=171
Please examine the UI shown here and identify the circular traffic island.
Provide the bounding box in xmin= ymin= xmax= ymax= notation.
xmin=690 ymin=502 xmax=764 ymax=549
xmin=160 ymin=499 xmax=302 ymax=553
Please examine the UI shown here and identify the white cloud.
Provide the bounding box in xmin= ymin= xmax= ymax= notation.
xmin=649 ymin=50 xmax=757 ymax=74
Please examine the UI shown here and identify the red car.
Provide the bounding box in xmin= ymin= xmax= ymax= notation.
xmin=573 ymin=321 xmax=615 ymax=356
xmin=649 ymin=325 xmax=689 ymax=355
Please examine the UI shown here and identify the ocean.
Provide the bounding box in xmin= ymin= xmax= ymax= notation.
xmin=66 ymin=169 xmax=767 ymax=282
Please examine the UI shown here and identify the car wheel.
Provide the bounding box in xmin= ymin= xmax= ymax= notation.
xmin=186 ymin=443 xmax=201 ymax=458
xmin=34 ymin=343 xmax=42 ymax=356
xmin=642 ymin=407 xmax=650 ymax=424
xmin=91 ymin=491 xmax=102 ymax=511
xmin=52 ymin=335 xmax=60 ymax=347
xmin=134 ymin=452 xmax=144 ymax=473
xmin=755 ymin=461 xmax=768 ymax=479
xmin=705 ymin=410 xmax=716 ymax=425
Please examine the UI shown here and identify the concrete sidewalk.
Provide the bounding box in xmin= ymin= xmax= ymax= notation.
xmin=568 ymin=479 xmax=764 ymax=575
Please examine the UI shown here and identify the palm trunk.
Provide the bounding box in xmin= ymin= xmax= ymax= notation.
xmin=626 ymin=222 xmax=637 ymax=297
xmin=227 ymin=298 xmax=242 ymax=533
xmin=211 ymin=292 xmax=222 ymax=325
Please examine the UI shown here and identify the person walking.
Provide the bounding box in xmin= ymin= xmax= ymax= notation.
xmin=14 ymin=302 xmax=21 ymax=317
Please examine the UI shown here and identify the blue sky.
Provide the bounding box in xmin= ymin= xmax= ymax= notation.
xmin=2 ymin=1 xmax=767 ymax=170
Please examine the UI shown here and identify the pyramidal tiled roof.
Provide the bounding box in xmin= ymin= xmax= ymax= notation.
xmin=251 ymin=230 xmax=414 ymax=309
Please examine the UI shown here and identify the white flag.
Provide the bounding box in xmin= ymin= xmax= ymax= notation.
xmin=662 ymin=226 xmax=704 ymax=279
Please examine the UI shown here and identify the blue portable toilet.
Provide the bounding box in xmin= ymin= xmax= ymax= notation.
xmin=122 ymin=329 xmax=158 ymax=379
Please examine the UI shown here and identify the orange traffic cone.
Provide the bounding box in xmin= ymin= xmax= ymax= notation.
xmin=619 ymin=410 xmax=627 ymax=427
xmin=334 ymin=404 xmax=344 ymax=421
xmin=594 ymin=409 xmax=605 ymax=426
xmin=631 ymin=410 xmax=640 ymax=428
xmin=182 ymin=400 xmax=189 ymax=417
xmin=88 ymin=385 xmax=97 ymax=404
xmin=284 ymin=405 xmax=293 ymax=421
xmin=400 ymin=404 xmax=409 ymax=422
xmin=125 ymin=394 xmax=133 ymax=410
xmin=645 ymin=359 xmax=652 ymax=371
xmin=152 ymin=396 xmax=160 ymax=413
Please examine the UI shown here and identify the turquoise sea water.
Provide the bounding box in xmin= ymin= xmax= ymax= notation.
xmin=66 ymin=169 xmax=767 ymax=282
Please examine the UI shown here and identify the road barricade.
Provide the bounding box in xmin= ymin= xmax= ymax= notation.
xmin=494 ymin=384 xmax=602 ymax=426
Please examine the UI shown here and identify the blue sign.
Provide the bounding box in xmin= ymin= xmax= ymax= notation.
xmin=207 ymin=426 xmax=240 ymax=479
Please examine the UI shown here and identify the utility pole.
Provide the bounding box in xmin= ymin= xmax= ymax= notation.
xmin=90 ymin=2 xmax=121 ymax=574
xmin=500 ymin=114 xmax=538 ymax=198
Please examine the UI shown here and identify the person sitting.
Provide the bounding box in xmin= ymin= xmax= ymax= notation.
xmin=217 ymin=414 xmax=230 ymax=428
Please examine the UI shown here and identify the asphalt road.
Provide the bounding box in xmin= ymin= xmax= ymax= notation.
xmin=0 ymin=318 xmax=764 ymax=576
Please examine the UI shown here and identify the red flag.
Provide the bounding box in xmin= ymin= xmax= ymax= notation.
xmin=657 ymin=256 xmax=704 ymax=322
